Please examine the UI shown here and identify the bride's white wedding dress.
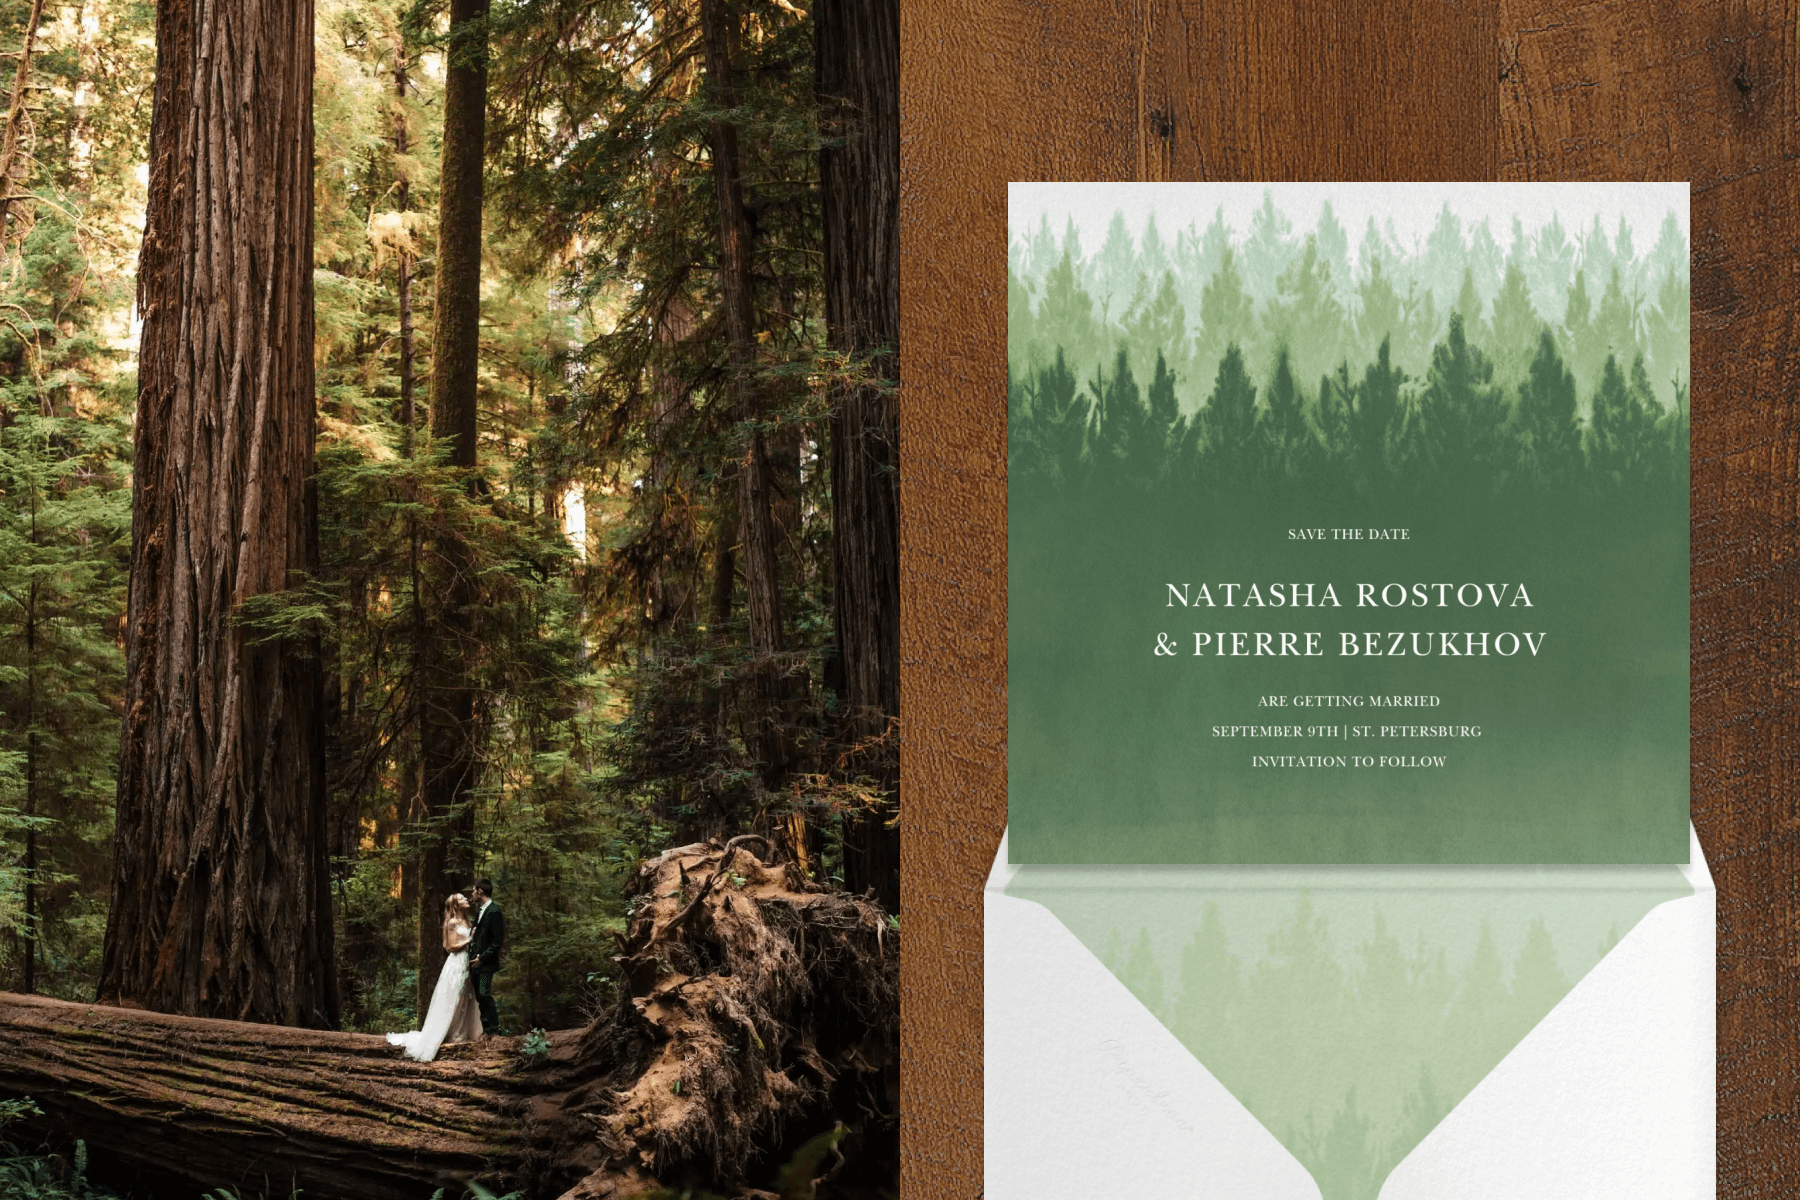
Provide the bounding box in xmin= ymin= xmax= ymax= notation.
xmin=387 ymin=920 xmax=483 ymax=1062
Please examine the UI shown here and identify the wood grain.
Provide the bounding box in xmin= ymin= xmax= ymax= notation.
xmin=897 ymin=4 xmax=1141 ymax=1191
xmin=902 ymin=0 xmax=1800 ymax=1195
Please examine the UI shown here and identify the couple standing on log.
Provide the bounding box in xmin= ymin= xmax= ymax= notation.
xmin=386 ymin=879 xmax=506 ymax=1062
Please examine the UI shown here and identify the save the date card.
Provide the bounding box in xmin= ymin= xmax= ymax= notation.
xmin=1007 ymin=182 xmax=1690 ymax=864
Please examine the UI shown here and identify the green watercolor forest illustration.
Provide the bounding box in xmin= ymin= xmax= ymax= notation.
xmin=1007 ymin=191 xmax=1692 ymax=866
xmin=1008 ymin=194 xmax=1690 ymax=504
xmin=1011 ymin=865 xmax=1691 ymax=1200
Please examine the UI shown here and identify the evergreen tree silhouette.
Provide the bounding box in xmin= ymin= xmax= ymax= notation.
xmin=1660 ymin=375 xmax=1691 ymax=488
xmin=1010 ymin=347 xmax=1089 ymax=490
xmin=1612 ymin=215 xmax=1640 ymax=294
xmin=1587 ymin=352 xmax=1659 ymax=489
xmin=1397 ymin=280 xmax=1442 ymax=375
xmin=1263 ymin=235 xmax=1347 ymax=384
xmin=1648 ymin=264 xmax=1684 ymax=399
xmin=1087 ymin=348 xmax=1153 ymax=493
xmin=1453 ymin=265 xmax=1487 ymax=346
xmin=1304 ymin=1086 xmax=1377 ymax=1200
xmin=1563 ymin=268 xmax=1605 ymax=397
xmin=1173 ymin=205 xmax=1233 ymax=333
xmin=1420 ymin=202 xmax=1467 ymax=307
xmin=1316 ymin=200 xmax=1354 ymax=306
xmin=1194 ymin=344 xmax=1259 ymax=495
xmin=1315 ymin=364 xmax=1360 ymax=498
xmin=1120 ymin=926 xmax=1166 ymax=1019
xmin=1138 ymin=211 xmax=1170 ymax=289
xmin=1644 ymin=265 xmax=1690 ymax=409
xmin=1443 ymin=921 xmax=1510 ymax=1094
xmin=1022 ymin=211 xmax=1059 ymax=279
xmin=1248 ymin=892 xmax=1347 ymax=1075
xmin=1035 ymin=248 xmax=1099 ymax=380
xmin=1144 ymin=349 xmax=1186 ymax=486
xmin=1007 ymin=265 xmax=1037 ymax=370
xmin=1530 ymin=213 xmax=1576 ymax=329
xmin=1489 ymin=261 xmax=1541 ymax=382
xmin=1354 ymin=255 xmax=1404 ymax=367
xmin=1173 ymin=902 xmax=1244 ymax=1090
xmin=1349 ymin=337 xmax=1409 ymax=496
xmin=1197 ymin=246 xmax=1255 ymax=382
xmin=1059 ymin=215 xmax=1089 ymax=292
xmin=1580 ymin=212 xmax=1616 ymax=292
xmin=1417 ymin=313 xmax=1512 ymax=498
xmin=1389 ymin=1064 xmax=1449 ymax=1173
xmin=1593 ymin=265 xmax=1640 ymax=368
xmin=1095 ymin=209 xmax=1138 ymax=324
xmin=1626 ymin=353 xmax=1672 ymax=486
xmin=1514 ymin=327 xmax=1582 ymax=492
xmin=1510 ymin=917 xmax=1570 ymax=1024
xmin=1468 ymin=218 xmax=1505 ymax=308
xmin=1244 ymin=190 xmax=1295 ymax=301
xmin=1259 ymin=344 xmax=1316 ymax=489
xmin=1648 ymin=211 xmax=1687 ymax=284
xmin=1125 ymin=271 xmax=1193 ymax=409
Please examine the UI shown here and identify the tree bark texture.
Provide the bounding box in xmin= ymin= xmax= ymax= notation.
xmin=699 ymin=0 xmax=792 ymax=793
xmin=1 ymin=842 xmax=897 ymax=1199
xmin=416 ymin=0 xmax=491 ymax=1017
xmin=644 ymin=15 xmax=698 ymax=639
xmin=99 ymin=0 xmax=335 ymax=1028
xmin=817 ymin=0 xmax=900 ymax=912
xmin=392 ymin=26 xmax=416 ymax=452
xmin=0 ymin=991 xmax=530 ymax=1198
xmin=0 ymin=0 xmax=47 ymax=236
xmin=430 ymin=0 xmax=487 ymax=472
xmin=21 ymin=588 xmax=35 ymax=994
xmin=646 ymin=290 xmax=696 ymax=634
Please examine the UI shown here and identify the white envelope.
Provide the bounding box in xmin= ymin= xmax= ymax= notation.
xmin=985 ymin=825 xmax=1715 ymax=1200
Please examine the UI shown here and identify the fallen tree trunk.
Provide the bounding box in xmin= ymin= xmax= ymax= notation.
xmin=0 ymin=840 xmax=898 ymax=1199
xmin=0 ymin=993 xmax=541 ymax=1196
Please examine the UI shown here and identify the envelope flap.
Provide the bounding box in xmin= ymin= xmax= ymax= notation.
xmin=985 ymin=883 xmax=1322 ymax=1199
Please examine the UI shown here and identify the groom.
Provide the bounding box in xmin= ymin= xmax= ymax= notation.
xmin=468 ymin=878 xmax=505 ymax=1036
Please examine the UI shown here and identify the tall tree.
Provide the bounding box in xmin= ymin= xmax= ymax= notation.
xmin=0 ymin=402 xmax=127 ymax=997
xmin=0 ymin=0 xmax=46 ymax=236
xmin=391 ymin=18 xmax=419 ymax=452
xmin=97 ymin=0 xmax=336 ymax=1025
xmin=817 ymin=0 xmax=898 ymax=909
xmin=699 ymin=0 xmax=792 ymax=806
xmin=1514 ymin=328 xmax=1581 ymax=492
xmin=416 ymin=0 xmax=491 ymax=1016
xmin=1417 ymin=313 xmax=1510 ymax=498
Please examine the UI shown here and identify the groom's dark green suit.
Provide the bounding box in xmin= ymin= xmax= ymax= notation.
xmin=470 ymin=900 xmax=505 ymax=1034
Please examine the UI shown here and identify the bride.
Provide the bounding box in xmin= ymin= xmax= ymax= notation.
xmin=387 ymin=892 xmax=484 ymax=1062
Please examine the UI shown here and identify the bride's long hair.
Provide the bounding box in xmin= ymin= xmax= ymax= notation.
xmin=442 ymin=892 xmax=471 ymax=946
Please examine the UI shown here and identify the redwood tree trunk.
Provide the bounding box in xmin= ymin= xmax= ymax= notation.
xmin=98 ymin=0 xmax=336 ymax=1026
xmin=416 ymin=0 xmax=490 ymax=1013
xmin=818 ymin=0 xmax=900 ymax=911
xmin=392 ymin=24 xmax=416 ymax=451
xmin=430 ymin=0 xmax=486 ymax=471
xmin=699 ymin=0 xmax=793 ymax=802
xmin=0 ymin=992 xmax=535 ymax=1199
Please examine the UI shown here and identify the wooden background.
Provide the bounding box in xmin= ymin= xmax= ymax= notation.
xmin=898 ymin=0 xmax=1800 ymax=1193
